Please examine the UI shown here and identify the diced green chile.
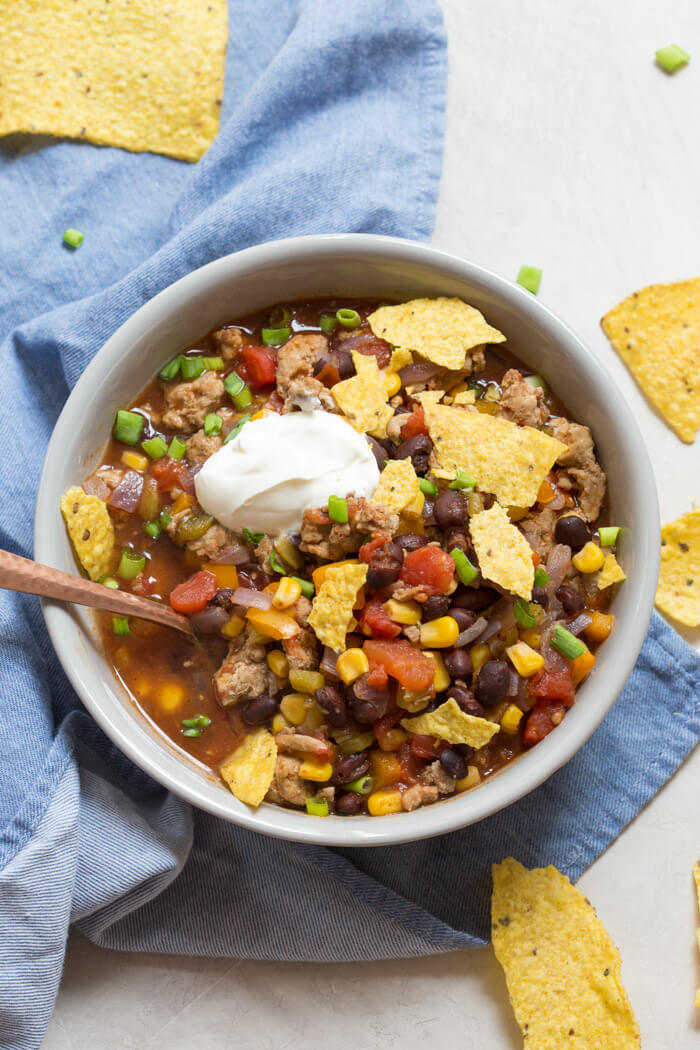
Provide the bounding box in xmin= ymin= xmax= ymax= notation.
xmin=114 ymin=410 xmax=144 ymax=446
xmin=141 ymin=436 xmax=168 ymax=460
xmin=175 ymin=511 xmax=214 ymax=545
xmin=168 ymin=437 xmax=187 ymax=460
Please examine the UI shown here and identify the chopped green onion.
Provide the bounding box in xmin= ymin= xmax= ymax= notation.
xmin=159 ymin=356 xmax=182 ymax=381
xmin=598 ymin=526 xmax=620 ymax=547
xmin=292 ymin=576 xmax=315 ymax=598
xmin=319 ymin=313 xmax=338 ymax=333
xmin=181 ymin=715 xmax=212 ymax=729
xmin=261 ymin=327 xmax=291 ymax=346
xmin=159 ymin=509 xmax=172 ymax=527
xmin=168 ymin=436 xmax=187 ymax=460
xmin=269 ymin=305 xmax=291 ymax=327
xmin=345 ymin=775 xmax=373 ymax=795
xmin=269 ymin=549 xmax=286 ymax=575
xmin=182 ymin=727 xmax=203 ymax=738
xmin=328 ymin=495 xmax=348 ymax=523
xmin=450 ymin=548 xmax=478 ymax=585
xmin=223 ymin=413 xmax=250 ymax=444
xmin=101 ymin=576 xmax=119 ymax=589
xmin=336 ymin=308 xmax=361 ymax=329
xmin=655 ymin=44 xmax=689 ymax=74
xmin=199 ymin=356 xmax=224 ymax=371
xmin=513 ymin=597 xmax=537 ymax=629
xmin=534 ymin=566 xmax=550 ymax=587
xmin=419 ymin=478 xmax=438 ymax=497
xmin=224 ymin=371 xmax=245 ymax=396
xmin=242 ymin=527 xmax=264 ymax=546
xmin=141 ymin=436 xmax=168 ymax=460
xmin=305 ymin=796 xmax=329 ymax=816
xmin=143 ymin=520 xmax=162 ymax=540
xmin=113 ymin=409 xmax=144 ymax=446
xmin=232 ymin=385 xmax=252 ymax=410
xmin=551 ymin=624 xmax=587 ymax=660
xmin=204 ymin=413 xmax=223 ymax=436
xmin=180 ymin=357 xmax=207 ymax=381
xmin=524 ymin=374 xmax=547 ymax=390
xmin=517 ymin=265 xmax=542 ymax=295
xmin=118 ymin=548 xmax=146 ymax=580
xmin=63 ymin=228 xmax=84 ymax=249
xmin=449 ymin=469 xmax=476 ymax=491
xmin=112 ymin=615 xmax=130 ymax=636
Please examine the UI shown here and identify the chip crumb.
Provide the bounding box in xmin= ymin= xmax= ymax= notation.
xmin=220 ymin=729 xmax=277 ymax=808
xmin=470 ymin=502 xmax=535 ymax=600
xmin=694 ymin=862 xmax=700 ymax=1008
xmin=368 ymin=297 xmax=505 ymax=371
xmin=597 ymin=552 xmax=626 ymax=590
xmin=60 ymin=485 xmax=114 ymax=581
xmin=372 ymin=459 xmax=422 ymax=516
xmin=331 ymin=352 xmax=394 ymax=438
xmin=655 ymin=508 xmax=700 ymax=626
xmin=401 ymin=697 xmax=500 ymax=748
xmin=308 ymin=562 xmax=368 ymax=653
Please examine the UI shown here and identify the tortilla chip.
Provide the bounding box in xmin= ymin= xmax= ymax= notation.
xmin=331 ymin=352 xmax=394 ymax=438
xmin=368 ymin=297 xmax=505 ymax=371
xmin=452 ymin=389 xmax=477 ymax=405
xmin=220 ymin=729 xmax=277 ymax=808
xmin=60 ymin=485 xmax=114 ymax=581
xmin=694 ymin=862 xmax=700 ymax=1008
xmin=390 ymin=347 xmax=413 ymax=372
xmin=470 ymin=503 xmax=535 ymax=599
xmin=0 ymin=0 xmax=227 ymax=162
xmin=423 ymin=401 xmax=567 ymax=508
xmin=308 ymin=562 xmax=368 ymax=653
xmin=597 ymin=552 xmax=626 ymax=590
xmin=492 ymin=857 xmax=641 ymax=1049
xmin=373 ymin=460 xmax=421 ymax=515
xmin=413 ymin=389 xmax=446 ymax=407
xmin=601 ymin=279 xmax=700 ymax=443
xmin=401 ymin=698 xmax=499 ymax=749
xmin=655 ymin=508 xmax=700 ymax=625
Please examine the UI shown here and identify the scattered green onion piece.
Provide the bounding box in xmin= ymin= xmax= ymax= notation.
xmin=336 ymin=308 xmax=361 ymax=329
xmin=305 ymin=796 xmax=329 ymax=817
xmin=269 ymin=305 xmax=291 ymax=327
xmin=143 ymin=521 xmax=162 ymax=540
xmin=269 ymin=549 xmax=286 ymax=575
xmin=419 ymin=478 xmax=438 ymax=497
xmin=101 ymin=576 xmax=119 ymax=589
xmin=517 ymin=265 xmax=542 ymax=295
xmin=199 ymin=356 xmax=224 ymax=371
xmin=181 ymin=715 xmax=212 ymax=729
xmin=118 ymin=548 xmax=146 ymax=580
xmin=655 ymin=44 xmax=689 ymax=74
xmin=261 ymin=327 xmax=291 ymax=346
xmin=598 ymin=526 xmax=620 ymax=547
xmin=63 ymin=228 xmax=84 ymax=249
xmin=159 ymin=356 xmax=182 ymax=381
xmin=182 ymin=727 xmax=203 ymax=738
xmin=524 ymin=374 xmax=547 ymax=390
xmin=533 ymin=566 xmax=550 ymax=588
xmin=345 ymin=775 xmax=373 ymax=795
xmin=224 ymin=371 xmax=245 ymax=396
xmin=168 ymin=436 xmax=187 ymax=460
xmin=204 ymin=413 xmax=223 ymax=436
xmin=242 ymin=527 xmax=264 ymax=546
xmin=449 ymin=469 xmax=476 ymax=491
xmin=319 ymin=313 xmax=338 ymax=333
xmin=223 ymin=413 xmax=250 ymax=444
xmin=328 ymin=495 xmax=349 ymax=524
xmin=513 ymin=597 xmax=537 ymax=629
xmin=180 ymin=357 xmax=207 ymax=381
xmin=231 ymin=385 xmax=253 ymax=411
xmin=292 ymin=576 xmax=315 ymax=598
xmin=141 ymin=436 xmax=168 ymax=460
xmin=450 ymin=548 xmax=478 ymax=585
xmin=112 ymin=615 xmax=130 ymax=636
xmin=113 ymin=409 xmax=144 ymax=446
xmin=159 ymin=509 xmax=172 ymax=527
xmin=551 ymin=624 xmax=587 ymax=660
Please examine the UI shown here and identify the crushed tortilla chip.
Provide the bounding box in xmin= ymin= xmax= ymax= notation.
xmin=597 ymin=552 xmax=626 ymax=590
xmin=694 ymin=862 xmax=700 ymax=1008
xmin=308 ymin=562 xmax=368 ymax=653
xmin=655 ymin=508 xmax=700 ymax=626
xmin=60 ymin=485 xmax=114 ymax=581
xmin=452 ymin=389 xmax=477 ymax=405
xmin=601 ymin=279 xmax=700 ymax=443
xmin=0 ymin=0 xmax=227 ymax=162
xmin=401 ymin=698 xmax=499 ymax=749
xmin=373 ymin=460 xmax=422 ymax=515
xmin=331 ymin=352 xmax=394 ymax=438
xmin=470 ymin=503 xmax=535 ymax=600
xmin=220 ymin=729 xmax=277 ymax=808
xmin=423 ymin=401 xmax=567 ymax=508
xmin=413 ymin=389 xmax=446 ymax=407
xmin=390 ymin=347 xmax=413 ymax=372
xmin=492 ymin=858 xmax=640 ymax=1049
xmin=368 ymin=297 xmax=505 ymax=371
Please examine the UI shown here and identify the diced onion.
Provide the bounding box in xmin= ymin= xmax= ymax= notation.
xmin=82 ymin=473 xmax=111 ymax=501
xmin=213 ymin=542 xmax=250 ymax=565
xmin=231 ymin=587 xmax=273 ymax=610
xmin=398 ymin=361 xmax=442 ymax=385
xmin=566 ymin=612 xmax=593 ymax=637
xmin=189 ymin=605 xmax=231 ymax=634
xmin=477 ymin=615 xmax=502 ymax=644
xmin=506 ymin=669 xmax=520 ymax=696
xmin=108 ymin=470 xmax=144 ymax=512
xmin=454 ymin=616 xmax=488 ymax=647
xmin=545 ymin=544 xmax=571 ymax=593
xmin=320 ymin=647 xmax=341 ymax=680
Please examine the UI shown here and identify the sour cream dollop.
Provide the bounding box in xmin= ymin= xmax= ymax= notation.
xmin=195 ymin=410 xmax=380 ymax=536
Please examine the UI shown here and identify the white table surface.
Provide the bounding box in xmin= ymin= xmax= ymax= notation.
xmin=43 ymin=0 xmax=699 ymax=1046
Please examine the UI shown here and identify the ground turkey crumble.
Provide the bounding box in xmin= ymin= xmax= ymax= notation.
xmin=300 ymin=497 xmax=399 ymax=560
xmin=499 ymin=369 xmax=547 ymax=427
xmin=214 ymin=631 xmax=278 ymax=707
xmin=548 ymin=417 xmax=607 ymax=521
xmin=162 ymin=372 xmax=225 ymax=432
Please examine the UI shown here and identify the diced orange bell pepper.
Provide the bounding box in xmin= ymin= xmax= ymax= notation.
xmin=537 ymin=478 xmax=555 ymax=504
xmin=311 ymin=559 xmax=360 ymax=591
xmin=206 ymin=563 xmax=239 ymax=589
xmin=246 ymin=607 xmax=300 ymax=640
xmin=571 ymin=649 xmax=595 ymax=685
xmin=369 ymin=749 xmax=402 ymax=788
xmin=584 ymin=610 xmax=614 ymax=645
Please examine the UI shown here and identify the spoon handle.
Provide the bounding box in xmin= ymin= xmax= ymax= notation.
xmin=0 ymin=549 xmax=192 ymax=635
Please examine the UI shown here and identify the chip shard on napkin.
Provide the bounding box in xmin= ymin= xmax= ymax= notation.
xmin=655 ymin=508 xmax=700 ymax=626
xmin=492 ymin=858 xmax=641 ymax=1049
xmin=0 ymin=0 xmax=227 ymax=161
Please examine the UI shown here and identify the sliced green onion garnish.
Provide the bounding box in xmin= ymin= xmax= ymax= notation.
xmin=419 ymin=478 xmax=438 ymax=497
xmin=655 ymin=44 xmax=689 ymax=74
xmin=598 ymin=526 xmax=620 ymax=547
xmin=551 ymin=624 xmax=587 ymax=660
xmin=517 ymin=265 xmax=542 ymax=295
xmin=450 ymin=548 xmax=478 ymax=585
xmin=112 ymin=615 xmax=130 ymax=636
xmin=204 ymin=413 xmax=223 ymax=436
xmin=181 ymin=715 xmax=212 ymax=729
xmin=114 ymin=409 xmax=144 ymax=446
xmin=159 ymin=356 xmax=182 ymax=381
xmin=261 ymin=327 xmax=291 ymax=346
xmin=336 ymin=308 xmax=361 ymax=329
xmin=224 ymin=371 xmax=245 ymax=396
xmin=269 ymin=305 xmax=291 ymax=327
xmin=118 ymin=548 xmax=146 ymax=580
xmin=223 ymin=414 xmax=250 ymax=444
xmin=345 ymin=775 xmax=373 ymax=795
xmin=524 ymin=374 xmax=547 ymax=390
xmin=242 ymin=527 xmax=264 ymax=546
xmin=533 ymin=566 xmax=550 ymax=587
xmin=101 ymin=576 xmax=119 ymax=589
xmin=168 ymin=436 xmax=187 ymax=460
xmin=159 ymin=509 xmax=172 ymax=527
xmin=319 ymin=313 xmax=338 ymax=333
xmin=513 ymin=597 xmax=537 ymax=629
xmin=141 ymin=436 xmax=168 ymax=460
xmin=449 ymin=469 xmax=476 ymax=491
xmin=305 ymin=796 xmax=329 ymax=816
xmin=182 ymin=727 xmax=203 ymax=738
xmin=180 ymin=357 xmax=207 ymax=381
xmin=143 ymin=521 xmax=162 ymax=540
xmin=328 ymin=495 xmax=348 ymax=523
xmin=199 ymin=356 xmax=224 ymax=371
xmin=269 ymin=549 xmax=286 ymax=575
xmin=292 ymin=576 xmax=315 ymax=598
xmin=231 ymin=385 xmax=252 ymax=411
xmin=63 ymin=228 xmax=84 ymax=249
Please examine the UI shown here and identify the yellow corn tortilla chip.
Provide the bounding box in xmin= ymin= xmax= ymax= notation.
xmin=368 ymin=297 xmax=505 ymax=371
xmin=0 ymin=0 xmax=227 ymax=162
xmin=694 ymin=862 xmax=700 ymax=1008
xmin=424 ymin=401 xmax=567 ymax=508
xmin=413 ymin=389 xmax=446 ymax=407
xmin=655 ymin=508 xmax=700 ymax=626
xmin=597 ymin=552 xmax=626 ymax=590
xmin=601 ymin=279 xmax=700 ymax=443
xmin=401 ymin=698 xmax=499 ymax=749
xmin=220 ymin=729 xmax=277 ymax=808
xmin=470 ymin=503 xmax=535 ymax=600
xmin=492 ymin=857 xmax=641 ymax=1050
xmin=331 ymin=352 xmax=394 ymax=438
xmin=390 ymin=347 xmax=413 ymax=372
xmin=372 ymin=460 xmax=421 ymax=515
xmin=60 ymin=485 xmax=114 ymax=581
xmin=452 ymin=389 xmax=477 ymax=405
xmin=308 ymin=562 xmax=368 ymax=653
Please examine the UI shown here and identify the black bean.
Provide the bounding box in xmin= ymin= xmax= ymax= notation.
xmin=454 ymin=743 xmax=475 ymax=758
xmin=474 ymin=661 xmax=511 ymax=706
xmin=210 ymin=588 xmax=236 ymax=611
xmin=443 ymin=647 xmax=473 ymax=679
xmin=394 ymin=434 xmax=432 ymax=476
xmin=335 ymin=792 xmax=364 ymax=815
xmin=315 ymin=685 xmax=348 ymax=728
xmin=448 ymin=686 xmax=485 ymax=718
xmin=367 ymin=436 xmax=388 ymax=471
xmin=439 ymin=749 xmax=468 ymax=780
xmin=242 ymin=694 xmax=279 ymax=726
xmin=556 ymin=585 xmax=585 ymax=615
xmin=434 ymin=489 xmax=467 ymax=530
xmin=448 ymin=608 xmax=475 ymax=633
xmin=348 ymin=674 xmax=390 ymax=723
xmin=422 ymin=595 xmax=451 ymax=620
xmin=554 ymin=514 xmax=591 ymax=551
xmin=333 ymin=752 xmax=370 ymax=785
xmin=531 ymin=585 xmax=549 ymax=608
xmin=366 ymin=541 xmax=404 ymax=590
xmin=335 ymin=350 xmax=354 ymax=379
xmin=452 ymin=585 xmax=499 ymax=612
xmin=394 ymin=533 xmax=428 ymax=553
xmin=422 ymin=497 xmax=435 ymax=523
xmin=445 ymin=529 xmax=469 ymax=552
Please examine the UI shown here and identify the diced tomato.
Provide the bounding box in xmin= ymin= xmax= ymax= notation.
xmin=373 ymin=708 xmax=404 ymax=740
xmin=408 ymin=733 xmax=443 ymax=760
xmin=532 ymin=550 xmax=541 ymax=567
xmin=357 ymin=595 xmax=401 ymax=639
xmin=150 ymin=457 xmax=186 ymax=491
xmin=397 ymin=740 xmax=422 ymax=784
xmin=523 ymin=699 xmax=567 ymax=745
xmin=239 ymin=345 xmax=277 ymax=389
xmin=402 ymin=406 xmax=429 ymax=439
xmin=366 ymin=662 xmax=389 ymax=689
xmin=399 ymin=545 xmax=455 ymax=596
xmin=528 ymin=666 xmax=575 ymax=706
xmin=266 ymin=390 xmax=284 ymax=413
xmin=169 ymin=570 xmax=218 ymax=615
xmin=359 ymin=536 xmax=386 ymax=564
xmin=363 ymin=639 xmax=436 ymax=691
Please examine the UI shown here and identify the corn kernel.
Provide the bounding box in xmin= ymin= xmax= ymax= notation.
xmin=158 ymin=681 xmax=185 ymax=712
xmin=130 ymin=674 xmax=152 ymax=699
xmin=572 ymin=540 xmax=605 ymax=574
xmin=274 ymin=535 xmax=304 ymax=570
xmin=467 ymin=491 xmax=484 ymax=516
xmin=299 ymin=757 xmax=333 ymax=782
xmin=336 ymin=647 xmax=369 ymax=685
xmin=536 ymin=478 xmax=555 ymax=504
xmin=221 ymin=614 xmax=245 ymax=639
xmin=456 ymin=765 xmax=481 ymax=791
xmin=419 ymin=615 xmax=459 ymax=648
xmin=377 ymin=727 xmax=407 ymax=752
xmin=272 ymin=576 xmax=302 ymax=609
xmin=396 ymin=685 xmax=433 ymax=712
xmin=571 ymin=649 xmax=595 ymax=684
xmin=383 ymin=598 xmax=422 ymax=625
xmin=280 ymin=693 xmax=309 ymax=726
xmin=206 ymin=563 xmax=239 ymax=589
xmin=272 ymin=713 xmax=290 ymax=733
xmin=422 ymin=651 xmax=450 ymax=692
xmin=369 ymin=749 xmax=401 ymax=788
xmin=334 ymin=729 xmax=375 ymax=755
xmin=500 ymin=703 xmax=524 ymax=735
xmin=585 ymin=610 xmax=614 ymax=644
xmin=267 ymin=650 xmax=289 ymax=679
xmin=289 ymin=668 xmax=325 ymax=694
xmin=246 ymin=607 xmax=300 ymax=640
xmin=475 ymin=400 xmax=498 ymax=415
xmin=384 ymin=371 xmax=402 ymax=397
xmin=368 ymin=788 xmax=403 ymax=816
xmin=470 ymin=643 xmax=491 ymax=675
xmin=250 ymin=408 xmax=273 ymax=421
xmin=507 ymin=506 xmax=529 ymax=523
xmin=506 ymin=641 xmax=545 ymax=677
xmin=171 ymin=492 xmax=195 ymax=516
xmin=301 ymin=701 xmax=325 ymax=731
xmin=519 ymin=628 xmax=542 ymax=649
xmin=121 ymin=450 xmax=149 ymax=472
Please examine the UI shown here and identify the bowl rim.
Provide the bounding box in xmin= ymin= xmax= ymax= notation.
xmin=35 ymin=232 xmax=660 ymax=847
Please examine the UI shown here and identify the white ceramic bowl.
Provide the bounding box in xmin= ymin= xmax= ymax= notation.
xmin=35 ymin=234 xmax=659 ymax=847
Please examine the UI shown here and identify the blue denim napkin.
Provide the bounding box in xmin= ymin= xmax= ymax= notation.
xmin=0 ymin=3 xmax=697 ymax=1047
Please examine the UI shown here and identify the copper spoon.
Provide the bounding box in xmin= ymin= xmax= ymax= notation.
xmin=0 ymin=549 xmax=194 ymax=637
